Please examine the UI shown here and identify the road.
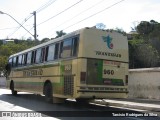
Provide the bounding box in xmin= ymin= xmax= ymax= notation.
xmin=0 ymin=77 xmax=159 ymax=120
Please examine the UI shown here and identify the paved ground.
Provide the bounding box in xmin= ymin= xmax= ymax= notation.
xmin=0 ymin=77 xmax=160 ymax=116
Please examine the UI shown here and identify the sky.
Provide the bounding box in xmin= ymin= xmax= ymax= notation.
xmin=0 ymin=0 xmax=160 ymax=40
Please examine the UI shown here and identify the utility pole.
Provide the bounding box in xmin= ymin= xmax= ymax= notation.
xmin=33 ymin=11 xmax=37 ymax=40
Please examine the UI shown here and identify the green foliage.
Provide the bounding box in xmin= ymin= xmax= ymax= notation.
xmin=0 ymin=40 xmax=39 ymax=71
xmin=55 ymin=30 xmax=66 ymax=38
xmin=129 ymin=20 xmax=160 ymax=68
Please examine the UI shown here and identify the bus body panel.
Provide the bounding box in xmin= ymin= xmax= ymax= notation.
xmin=6 ymin=27 xmax=128 ymax=101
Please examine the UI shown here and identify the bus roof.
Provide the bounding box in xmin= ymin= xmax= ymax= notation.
xmin=9 ymin=27 xmax=128 ymax=59
xmin=9 ymin=28 xmax=82 ymax=58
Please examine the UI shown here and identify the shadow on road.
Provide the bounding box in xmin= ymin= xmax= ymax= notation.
xmin=0 ymin=89 xmax=158 ymax=119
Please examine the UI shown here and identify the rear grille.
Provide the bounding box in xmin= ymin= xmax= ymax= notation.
xmin=64 ymin=75 xmax=74 ymax=95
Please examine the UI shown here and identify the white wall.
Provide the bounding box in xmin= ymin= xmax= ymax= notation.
xmin=0 ymin=77 xmax=6 ymax=87
xmin=129 ymin=68 xmax=160 ymax=100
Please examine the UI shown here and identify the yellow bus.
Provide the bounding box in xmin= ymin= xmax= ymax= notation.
xmin=6 ymin=27 xmax=128 ymax=103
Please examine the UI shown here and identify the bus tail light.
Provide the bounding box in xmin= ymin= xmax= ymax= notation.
xmin=125 ymin=75 xmax=128 ymax=85
xmin=80 ymin=72 xmax=86 ymax=83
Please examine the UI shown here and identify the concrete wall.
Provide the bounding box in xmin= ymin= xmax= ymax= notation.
xmin=129 ymin=68 xmax=160 ymax=100
xmin=0 ymin=77 xmax=6 ymax=88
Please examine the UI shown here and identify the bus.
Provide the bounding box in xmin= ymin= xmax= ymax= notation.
xmin=5 ymin=27 xmax=129 ymax=103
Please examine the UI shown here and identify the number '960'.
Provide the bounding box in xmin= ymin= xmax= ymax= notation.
xmin=103 ymin=69 xmax=114 ymax=75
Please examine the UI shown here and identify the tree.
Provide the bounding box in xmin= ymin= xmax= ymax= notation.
xmin=129 ymin=20 xmax=160 ymax=68
xmin=55 ymin=30 xmax=66 ymax=38
xmin=137 ymin=21 xmax=154 ymax=35
xmin=41 ymin=38 xmax=50 ymax=43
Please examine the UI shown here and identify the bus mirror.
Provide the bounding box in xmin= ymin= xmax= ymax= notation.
xmin=5 ymin=63 xmax=11 ymax=71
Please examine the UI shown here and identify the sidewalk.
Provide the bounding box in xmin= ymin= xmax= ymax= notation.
xmin=94 ymin=98 xmax=160 ymax=112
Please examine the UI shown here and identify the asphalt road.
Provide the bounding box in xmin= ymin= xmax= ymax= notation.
xmin=0 ymin=88 xmax=159 ymax=120
xmin=0 ymin=77 xmax=159 ymax=120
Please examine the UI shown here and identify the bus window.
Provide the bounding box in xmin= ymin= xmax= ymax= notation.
xmin=72 ymin=36 xmax=79 ymax=56
xmin=18 ymin=55 xmax=22 ymax=66
xmin=27 ymin=52 xmax=32 ymax=65
xmin=45 ymin=46 xmax=49 ymax=61
xmin=54 ymin=43 xmax=59 ymax=60
xmin=59 ymin=42 xmax=63 ymax=58
xmin=47 ymin=44 xmax=55 ymax=61
xmin=41 ymin=47 xmax=45 ymax=62
xmin=36 ymin=48 xmax=41 ymax=63
xmin=16 ymin=56 xmax=18 ymax=67
xmin=31 ymin=50 xmax=37 ymax=64
xmin=9 ymin=58 xmax=12 ymax=66
xmin=24 ymin=53 xmax=28 ymax=65
xmin=61 ymin=38 xmax=72 ymax=58
xmin=13 ymin=57 xmax=16 ymax=67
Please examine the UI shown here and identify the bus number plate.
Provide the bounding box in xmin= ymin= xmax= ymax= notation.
xmin=104 ymin=69 xmax=114 ymax=75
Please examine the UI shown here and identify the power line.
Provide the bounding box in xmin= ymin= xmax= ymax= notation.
xmin=0 ymin=26 xmax=19 ymax=30
xmin=37 ymin=0 xmax=84 ymax=26
xmin=46 ymin=0 xmax=106 ymax=37
xmin=36 ymin=0 xmax=57 ymax=13
xmin=6 ymin=0 xmax=57 ymax=38
xmin=0 ymin=24 xmax=32 ymax=31
xmin=62 ymin=0 xmax=126 ymax=31
xmin=20 ymin=0 xmax=58 ymax=38
xmin=7 ymin=14 xmax=33 ymax=38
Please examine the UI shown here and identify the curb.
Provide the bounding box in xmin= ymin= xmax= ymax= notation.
xmin=94 ymin=100 xmax=160 ymax=112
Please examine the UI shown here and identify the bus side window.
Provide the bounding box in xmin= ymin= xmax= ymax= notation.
xmin=59 ymin=42 xmax=63 ymax=58
xmin=62 ymin=39 xmax=72 ymax=58
xmin=36 ymin=49 xmax=41 ymax=63
xmin=54 ymin=43 xmax=59 ymax=60
xmin=45 ymin=46 xmax=49 ymax=61
xmin=22 ymin=54 xmax=25 ymax=66
xmin=13 ymin=57 xmax=16 ymax=67
xmin=47 ymin=44 xmax=55 ymax=61
xmin=72 ymin=36 xmax=79 ymax=56
xmin=24 ymin=53 xmax=28 ymax=65
xmin=31 ymin=50 xmax=37 ymax=64
xmin=27 ymin=52 xmax=32 ymax=65
xmin=41 ymin=47 xmax=45 ymax=62
xmin=16 ymin=56 xmax=19 ymax=67
xmin=18 ymin=55 xmax=22 ymax=66
xmin=9 ymin=58 xmax=12 ymax=67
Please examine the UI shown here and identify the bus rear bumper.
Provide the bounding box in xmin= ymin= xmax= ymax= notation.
xmin=76 ymin=90 xmax=128 ymax=99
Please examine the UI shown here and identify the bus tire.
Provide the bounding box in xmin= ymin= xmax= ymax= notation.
xmin=10 ymin=81 xmax=17 ymax=96
xmin=44 ymin=83 xmax=53 ymax=103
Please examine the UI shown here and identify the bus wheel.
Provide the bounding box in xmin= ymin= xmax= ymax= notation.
xmin=44 ymin=83 xmax=53 ymax=103
xmin=10 ymin=82 xmax=17 ymax=96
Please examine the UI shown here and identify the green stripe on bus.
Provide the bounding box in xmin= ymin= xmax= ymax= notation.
xmin=14 ymin=63 xmax=59 ymax=71
xmin=15 ymin=81 xmax=43 ymax=85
